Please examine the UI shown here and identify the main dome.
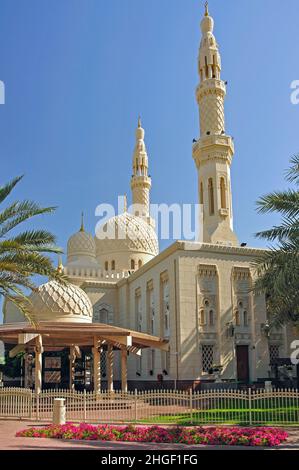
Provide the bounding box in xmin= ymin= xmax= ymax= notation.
xmin=95 ymin=212 xmax=159 ymax=256
xmin=29 ymin=280 xmax=93 ymax=323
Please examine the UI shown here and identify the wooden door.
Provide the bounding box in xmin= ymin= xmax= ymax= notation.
xmin=236 ymin=345 xmax=250 ymax=383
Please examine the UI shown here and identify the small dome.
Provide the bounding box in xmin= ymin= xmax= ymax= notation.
xmin=30 ymin=280 xmax=93 ymax=323
xmin=67 ymin=230 xmax=96 ymax=261
xmin=95 ymin=212 xmax=159 ymax=257
xmin=201 ymin=15 xmax=214 ymax=34
xmin=201 ymin=3 xmax=214 ymax=34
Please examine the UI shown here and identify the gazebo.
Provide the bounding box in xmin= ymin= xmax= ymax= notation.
xmin=0 ymin=321 xmax=169 ymax=393
xmin=0 ymin=280 xmax=169 ymax=393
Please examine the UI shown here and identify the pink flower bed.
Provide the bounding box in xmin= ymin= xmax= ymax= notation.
xmin=16 ymin=423 xmax=288 ymax=447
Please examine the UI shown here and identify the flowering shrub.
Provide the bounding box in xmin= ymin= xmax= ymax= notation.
xmin=16 ymin=423 xmax=288 ymax=447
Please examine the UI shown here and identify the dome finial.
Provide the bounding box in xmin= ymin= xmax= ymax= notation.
xmin=80 ymin=211 xmax=84 ymax=232
xmin=57 ymin=255 xmax=63 ymax=274
xmin=138 ymin=115 xmax=142 ymax=128
xmin=204 ymin=1 xmax=209 ymax=16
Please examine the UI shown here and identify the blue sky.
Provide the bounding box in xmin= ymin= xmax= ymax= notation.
xmin=0 ymin=0 xmax=298 ymax=269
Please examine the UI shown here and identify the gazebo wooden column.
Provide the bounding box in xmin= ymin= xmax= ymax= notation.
xmin=69 ymin=346 xmax=76 ymax=390
xmin=92 ymin=337 xmax=101 ymax=393
xmin=107 ymin=344 xmax=114 ymax=392
xmin=121 ymin=346 xmax=128 ymax=392
xmin=24 ymin=352 xmax=29 ymax=389
xmin=34 ymin=335 xmax=43 ymax=394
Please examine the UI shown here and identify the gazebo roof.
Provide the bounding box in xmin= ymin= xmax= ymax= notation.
xmin=0 ymin=321 xmax=169 ymax=351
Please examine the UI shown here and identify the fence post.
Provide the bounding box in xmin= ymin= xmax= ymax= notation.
xmin=190 ymin=388 xmax=193 ymax=425
xmin=29 ymin=391 xmax=32 ymax=419
xmin=134 ymin=389 xmax=138 ymax=422
xmin=35 ymin=392 xmax=40 ymax=421
xmin=83 ymin=389 xmax=87 ymax=423
xmin=248 ymin=388 xmax=252 ymax=426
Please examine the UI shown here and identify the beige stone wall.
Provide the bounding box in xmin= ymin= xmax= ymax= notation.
xmin=116 ymin=242 xmax=274 ymax=384
xmin=176 ymin=244 xmax=271 ymax=382
xmin=118 ymin=250 xmax=178 ymax=382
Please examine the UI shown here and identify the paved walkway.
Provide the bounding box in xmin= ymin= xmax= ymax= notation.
xmin=1 ymin=420 xmax=299 ymax=450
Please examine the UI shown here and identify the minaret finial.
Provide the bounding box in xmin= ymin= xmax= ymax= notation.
xmin=138 ymin=116 xmax=142 ymax=128
xmin=80 ymin=211 xmax=84 ymax=232
xmin=205 ymin=1 xmax=209 ymax=16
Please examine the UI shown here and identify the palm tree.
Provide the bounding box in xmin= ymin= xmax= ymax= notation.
xmin=253 ymin=155 xmax=299 ymax=328
xmin=0 ymin=175 xmax=66 ymax=323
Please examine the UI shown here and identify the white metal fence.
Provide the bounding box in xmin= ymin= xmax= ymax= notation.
xmin=0 ymin=387 xmax=299 ymax=425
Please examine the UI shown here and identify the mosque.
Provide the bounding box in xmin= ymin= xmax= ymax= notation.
xmin=1 ymin=5 xmax=297 ymax=391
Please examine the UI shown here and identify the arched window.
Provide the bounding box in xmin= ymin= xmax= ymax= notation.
xmin=220 ymin=177 xmax=226 ymax=209
xmin=104 ymin=261 xmax=108 ymax=271
xmin=200 ymin=182 xmax=204 ymax=205
xmin=165 ymin=313 xmax=169 ymax=331
xmin=200 ymin=309 xmax=205 ymax=326
xmin=99 ymin=308 xmax=108 ymax=324
xmin=111 ymin=260 xmax=115 ymax=271
xmin=209 ymin=310 xmax=214 ymax=326
xmin=138 ymin=259 xmax=142 ymax=269
xmin=208 ymin=178 xmax=214 ymax=215
xmin=131 ymin=259 xmax=135 ymax=270
xmin=235 ymin=310 xmax=240 ymax=326
xmin=212 ymin=54 xmax=216 ymax=78
xmin=204 ymin=56 xmax=209 ymax=80
xmin=243 ymin=311 xmax=249 ymax=327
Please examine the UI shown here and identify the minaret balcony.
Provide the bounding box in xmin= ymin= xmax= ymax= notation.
xmin=192 ymin=134 xmax=234 ymax=167
xmin=196 ymin=79 xmax=226 ymax=101
xmin=131 ymin=175 xmax=152 ymax=189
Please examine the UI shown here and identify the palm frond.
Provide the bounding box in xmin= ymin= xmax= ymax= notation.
xmin=0 ymin=238 xmax=63 ymax=255
xmin=11 ymin=230 xmax=57 ymax=246
xmin=5 ymin=294 xmax=36 ymax=326
xmin=0 ymin=252 xmax=66 ymax=280
xmin=0 ymin=175 xmax=23 ymax=204
xmin=254 ymin=156 xmax=299 ymax=329
xmin=0 ymin=201 xmax=57 ymax=238
xmin=256 ymin=189 xmax=299 ymax=218
xmin=285 ymin=154 xmax=299 ymax=185
xmin=255 ymin=217 xmax=299 ymax=242
xmin=0 ymin=175 xmax=68 ymax=323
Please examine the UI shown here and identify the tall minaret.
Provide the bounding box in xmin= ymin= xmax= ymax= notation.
xmin=131 ymin=117 xmax=153 ymax=224
xmin=192 ymin=3 xmax=238 ymax=246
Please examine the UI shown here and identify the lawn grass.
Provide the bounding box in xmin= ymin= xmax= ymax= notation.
xmin=139 ymin=406 xmax=299 ymax=426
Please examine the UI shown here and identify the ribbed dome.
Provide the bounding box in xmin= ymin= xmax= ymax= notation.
xmin=67 ymin=230 xmax=96 ymax=260
xmin=30 ymin=280 xmax=93 ymax=323
xmin=95 ymin=212 xmax=159 ymax=257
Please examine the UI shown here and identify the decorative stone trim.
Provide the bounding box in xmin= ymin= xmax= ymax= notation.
xmin=146 ymin=279 xmax=154 ymax=291
xmin=219 ymin=208 xmax=229 ymax=217
xmin=160 ymin=270 xmax=169 ymax=284
xmin=135 ymin=287 xmax=141 ymax=298
xmin=198 ymin=333 xmax=218 ymax=340
xmin=198 ymin=264 xmax=218 ymax=277
xmin=235 ymin=333 xmax=252 ymax=341
xmin=233 ymin=267 xmax=251 ymax=280
xmin=269 ymin=334 xmax=284 ymax=341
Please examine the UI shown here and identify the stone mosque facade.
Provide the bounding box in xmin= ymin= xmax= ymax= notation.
xmin=3 ymin=6 xmax=296 ymax=389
